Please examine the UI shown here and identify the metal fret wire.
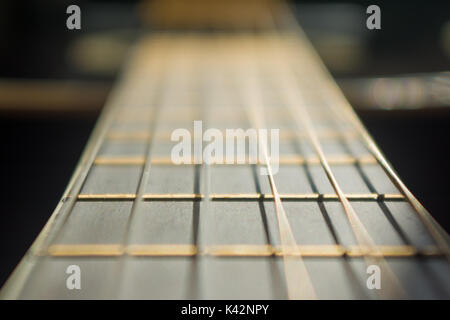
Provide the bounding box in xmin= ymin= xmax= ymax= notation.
xmin=75 ymin=193 xmax=405 ymax=201
xmin=46 ymin=244 xmax=437 ymax=258
xmin=91 ymin=154 xmax=378 ymax=166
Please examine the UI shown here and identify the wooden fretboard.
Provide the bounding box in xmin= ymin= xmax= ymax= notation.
xmin=1 ymin=4 xmax=449 ymax=300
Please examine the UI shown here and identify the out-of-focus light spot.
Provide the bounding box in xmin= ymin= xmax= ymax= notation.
xmin=340 ymin=72 xmax=449 ymax=111
xmin=313 ymin=33 xmax=365 ymax=74
xmin=440 ymin=21 xmax=450 ymax=58
xmin=370 ymin=77 xmax=426 ymax=109
xmin=67 ymin=32 xmax=129 ymax=76
xmin=430 ymin=73 xmax=450 ymax=105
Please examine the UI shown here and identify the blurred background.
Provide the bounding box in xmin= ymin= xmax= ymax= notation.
xmin=0 ymin=0 xmax=449 ymax=287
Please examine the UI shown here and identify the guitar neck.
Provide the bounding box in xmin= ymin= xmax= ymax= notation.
xmin=1 ymin=4 xmax=449 ymax=300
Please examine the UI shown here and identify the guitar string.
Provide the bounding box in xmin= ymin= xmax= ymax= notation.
xmin=195 ymin=37 xmax=219 ymax=298
xmin=278 ymin=2 xmax=450 ymax=264
xmin=237 ymin=40 xmax=317 ymax=300
xmin=262 ymin=10 xmax=373 ymax=299
xmin=5 ymin=3 xmax=448 ymax=299
xmin=116 ymin=36 xmax=203 ymax=298
xmin=264 ymin=3 xmax=407 ymax=298
xmin=263 ymin=34 xmax=406 ymax=298
xmin=263 ymin=3 xmax=396 ymax=298
xmin=289 ymin=34 xmax=450 ymax=263
xmin=114 ymin=37 xmax=172 ymax=298
xmin=0 ymin=38 xmax=157 ymax=299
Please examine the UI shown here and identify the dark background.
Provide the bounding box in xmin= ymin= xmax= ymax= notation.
xmin=0 ymin=0 xmax=449 ymax=287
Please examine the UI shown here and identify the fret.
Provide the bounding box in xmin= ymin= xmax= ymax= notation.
xmin=142 ymin=194 xmax=204 ymax=200
xmin=75 ymin=193 xmax=405 ymax=201
xmin=48 ymin=244 xmax=124 ymax=257
xmin=77 ymin=194 xmax=137 ymax=201
xmin=106 ymin=129 xmax=361 ymax=142
xmin=93 ymin=156 xmax=146 ymax=165
xmin=210 ymin=193 xmax=405 ymax=201
xmin=107 ymin=132 xmax=151 ymax=141
xmin=92 ymin=155 xmax=377 ymax=166
xmin=127 ymin=244 xmax=198 ymax=256
xmin=44 ymin=244 xmax=445 ymax=258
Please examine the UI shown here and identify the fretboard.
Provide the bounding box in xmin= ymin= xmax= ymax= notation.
xmin=1 ymin=9 xmax=449 ymax=300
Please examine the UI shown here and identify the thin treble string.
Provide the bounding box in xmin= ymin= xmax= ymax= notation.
xmin=288 ymin=34 xmax=450 ymax=263
xmin=316 ymin=72 xmax=450 ymax=263
xmin=266 ymin=39 xmax=406 ymax=299
xmin=195 ymin=37 xmax=232 ymax=299
xmin=198 ymin=38 xmax=218 ymax=249
xmin=120 ymin=39 xmax=168 ymax=248
xmin=236 ymin=38 xmax=316 ymax=300
xmin=278 ymin=3 xmax=450 ymax=264
xmin=263 ymin=13 xmax=371 ymax=297
xmin=262 ymin=5 xmax=401 ymax=298
xmin=184 ymin=35 xmax=208 ymax=299
xmin=116 ymin=36 xmax=179 ymax=298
